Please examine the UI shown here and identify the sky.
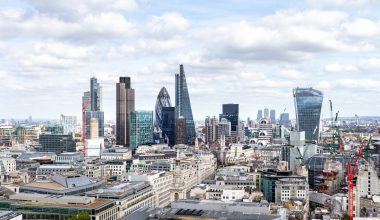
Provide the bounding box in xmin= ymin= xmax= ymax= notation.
xmin=0 ymin=0 xmax=380 ymax=121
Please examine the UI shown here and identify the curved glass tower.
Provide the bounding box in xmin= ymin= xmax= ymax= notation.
xmin=293 ymin=87 xmax=323 ymax=142
xmin=154 ymin=87 xmax=172 ymax=131
xmin=175 ymin=64 xmax=196 ymax=143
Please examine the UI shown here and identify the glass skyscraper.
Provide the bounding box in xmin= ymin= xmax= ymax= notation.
xmin=116 ymin=77 xmax=135 ymax=146
xmin=293 ymin=87 xmax=323 ymax=142
xmin=161 ymin=107 xmax=175 ymax=146
xmin=130 ymin=111 xmax=153 ymax=150
xmin=85 ymin=111 xmax=104 ymax=138
xmin=154 ymin=87 xmax=172 ymax=131
xmin=90 ymin=77 xmax=102 ymax=111
xmin=220 ymin=104 xmax=239 ymax=132
xmin=175 ymin=64 xmax=196 ymax=143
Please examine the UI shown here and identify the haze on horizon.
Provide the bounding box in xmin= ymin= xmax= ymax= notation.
xmin=0 ymin=0 xmax=379 ymax=121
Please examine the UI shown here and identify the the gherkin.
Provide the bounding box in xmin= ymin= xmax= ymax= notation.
xmin=154 ymin=87 xmax=172 ymax=131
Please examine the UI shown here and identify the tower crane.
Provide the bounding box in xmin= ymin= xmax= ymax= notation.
xmin=347 ymin=137 xmax=372 ymax=220
xmin=82 ymin=98 xmax=91 ymax=158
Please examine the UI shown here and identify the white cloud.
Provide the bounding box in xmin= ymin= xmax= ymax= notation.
xmin=148 ymin=13 xmax=189 ymax=37
xmin=341 ymin=18 xmax=379 ymax=37
xmin=359 ymin=58 xmax=380 ymax=71
xmin=34 ymin=42 xmax=92 ymax=59
xmin=280 ymin=69 xmax=306 ymax=79
xmin=324 ymin=63 xmax=358 ymax=73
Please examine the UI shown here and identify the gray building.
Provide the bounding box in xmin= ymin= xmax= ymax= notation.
xmin=116 ymin=77 xmax=135 ymax=147
xmin=38 ymin=134 xmax=76 ymax=154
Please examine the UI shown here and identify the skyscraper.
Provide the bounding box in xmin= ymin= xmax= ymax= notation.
xmin=279 ymin=113 xmax=290 ymax=128
xmin=116 ymin=77 xmax=135 ymax=146
xmin=270 ymin=109 xmax=276 ymax=123
xmin=219 ymin=104 xmax=239 ymax=132
xmin=82 ymin=91 xmax=91 ymax=112
xmin=175 ymin=116 xmax=186 ymax=145
xmin=60 ymin=114 xmax=77 ymax=134
xmin=205 ymin=116 xmax=219 ymax=146
xmin=154 ymin=87 xmax=172 ymax=131
xmin=264 ymin=108 xmax=269 ymax=118
xmin=257 ymin=110 xmax=263 ymax=121
xmin=90 ymin=77 xmax=102 ymax=111
xmin=175 ymin=64 xmax=196 ymax=143
xmin=161 ymin=107 xmax=175 ymax=146
xmin=293 ymin=87 xmax=323 ymax=142
xmin=85 ymin=111 xmax=104 ymax=138
xmin=130 ymin=111 xmax=153 ymax=150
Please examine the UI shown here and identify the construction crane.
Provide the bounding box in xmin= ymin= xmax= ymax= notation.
xmin=329 ymin=100 xmax=342 ymax=154
xmin=347 ymin=137 xmax=372 ymax=220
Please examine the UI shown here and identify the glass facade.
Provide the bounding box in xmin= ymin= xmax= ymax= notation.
xmin=293 ymin=87 xmax=323 ymax=142
xmin=39 ymin=134 xmax=76 ymax=154
xmin=130 ymin=111 xmax=153 ymax=150
xmin=154 ymin=87 xmax=172 ymax=131
xmin=219 ymin=104 xmax=239 ymax=132
xmin=161 ymin=107 xmax=175 ymax=146
xmin=90 ymin=77 xmax=102 ymax=111
xmin=175 ymin=64 xmax=196 ymax=143
xmin=85 ymin=111 xmax=104 ymax=138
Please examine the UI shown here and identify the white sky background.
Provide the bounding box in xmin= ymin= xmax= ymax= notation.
xmin=0 ymin=0 xmax=380 ymax=121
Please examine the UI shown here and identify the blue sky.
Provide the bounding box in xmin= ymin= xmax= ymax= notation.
xmin=0 ymin=0 xmax=379 ymax=121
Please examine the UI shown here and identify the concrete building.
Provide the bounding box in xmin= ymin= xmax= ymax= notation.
xmin=275 ymin=178 xmax=309 ymax=203
xmin=1 ymin=193 xmax=117 ymax=220
xmin=36 ymin=164 xmax=76 ymax=176
xmin=116 ymin=77 xmax=135 ymax=147
xmin=60 ymin=114 xmax=77 ymax=134
xmin=85 ymin=138 xmax=104 ymax=159
xmin=258 ymin=118 xmax=273 ymax=146
xmin=86 ymin=182 xmax=155 ymax=219
xmin=54 ymin=152 xmax=83 ymax=164
xmin=127 ymin=171 xmax=174 ymax=207
xmin=205 ymin=116 xmax=219 ymax=146
xmin=101 ymin=160 xmax=127 ymax=178
xmin=0 ymin=157 xmax=16 ymax=175
xmin=175 ymin=116 xmax=186 ymax=145
xmin=39 ymin=134 xmax=76 ymax=154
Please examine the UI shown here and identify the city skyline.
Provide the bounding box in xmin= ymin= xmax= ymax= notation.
xmin=1 ymin=0 xmax=380 ymax=120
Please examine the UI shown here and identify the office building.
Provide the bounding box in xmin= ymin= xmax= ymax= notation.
xmin=0 ymin=157 xmax=16 ymax=175
xmin=205 ymin=116 xmax=219 ymax=146
xmin=116 ymin=77 xmax=135 ymax=146
xmin=270 ymin=109 xmax=276 ymax=123
xmin=279 ymin=113 xmax=290 ymax=128
xmin=220 ymin=104 xmax=239 ymax=133
xmin=130 ymin=111 xmax=153 ymax=150
xmin=82 ymin=91 xmax=91 ymax=112
xmin=85 ymin=111 xmax=104 ymax=138
xmin=39 ymin=134 xmax=76 ymax=154
xmin=293 ymin=87 xmax=323 ymax=142
xmin=85 ymin=139 xmax=104 ymax=158
xmin=42 ymin=125 xmax=64 ymax=134
xmin=90 ymin=77 xmax=102 ymax=111
xmin=175 ymin=64 xmax=196 ymax=143
xmin=161 ymin=107 xmax=175 ymax=146
xmin=175 ymin=116 xmax=186 ymax=145
xmin=264 ymin=107 xmax=269 ymax=118
xmin=60 ymin=114 xmax=77 ymax=134
xmin=257 ymin=110 xmax=263 ymax=121
xmin=154 ymin=87 xmax=172 ymax=131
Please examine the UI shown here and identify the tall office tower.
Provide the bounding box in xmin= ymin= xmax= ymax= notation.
xmin=82 ymin=91 xmax=91 ymax=111
xmin=154 ymin=87 xmax=172 ymax=131
xmin=257 ymin=110 xmax=263 ymax=121
xmin=219 ymin=104 xmax=239 ymax=142
xmin=279 ymin=113 xmax=290 ymax=128
xmin=175 ymin=64 xmax=196 ymax=143
xmin=85 ymin=111 xmax=104 ymax=138
xmin=205 ymin=116 xmax=219 ymax=146
xmin=217 ymin=118 xmax=231 ymax=145
xmin=161 ymin=107 xmax=175 ymax=146
xmin=116 ymin=77 xmax=135 ymax=146
xmin=60 ymin=114 xmax=77 ymax=134
xmin=270 ymin=109 xmax=276 ymax=123
xmin=90 ymin=77 xmax=102 ymax=111
xmin=175 ymin=116 xmax=186 ymax=145
xmin=293 ymin=87 xmax=323 ymax=142
xmin=264 ymin=108 xmax=269 ymax=118
xmin=130 ymin=111 xmax=153 ymax=150
xmin=89 ymin=118 xmax=99 ymax=139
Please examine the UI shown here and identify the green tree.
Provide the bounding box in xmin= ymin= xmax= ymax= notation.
xmin=67 ymin=212 xmax=90 ymax=220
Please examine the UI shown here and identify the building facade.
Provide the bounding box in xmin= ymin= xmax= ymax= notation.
xmin=175 ymin=64 xmax=196 ymax=144
xmin=39 ymin=134 xmax=76 ymax=154
xmin=161 ymin=107 xmax=176 ymax=146
xmin=116 ymin=77 xmax=135 ymax=147
xmin=293 ymin=87 xmax=323 ymax=142
xmin=130 ymin=111 xmax=153 ymax=150
xmin=60 ymin=114 xmax=77 ymax=134
xmin=154 ymin=87 xmax=172 ymax=131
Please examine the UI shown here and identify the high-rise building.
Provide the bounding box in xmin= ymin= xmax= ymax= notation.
xmin=270 ymin=109 xmax=276 ymax=123
xmin=60 ymin=114 xmax=77 ymax=134
xmin=175 ymin=64 xmax=196 ymax=144
xmin=293 ymin=87 xmax=323 ymax=142
xmin=205 ymin=116 xmax=219 ymax=146
xmin=85 ymin=111 xmax=104 ymax=138
xmin=39 ymin=134 xmax=76 ymax=154
xmin=217 ymin=118 xmax=231 ymax=145
xmin=279 ymin=113 xmax=290 ymax=128
xmin=90 ymin=77 xmax=102 ymax=111
xmin=116 ymin=77 xmax=135 ymax=146
xmin=264 ymin=108 xmax=269 ymax=118
xmin=257 ymin=110 xmax=263 ymax=121
xmin=175 ymin=116 xmax=186 ymax=145
xmin=154 ymin=87 xmax=172 ymax=131
xmin=219 ymin=104 xmax=239 ymax=132
xmin=130 ymin=111 xmax=153 ymax=150
xmin=82 ymin=91 xmax=91 ymax=112
xmin=90 ymin=118 xmax=99 ymax=139
xmin=161 ymin=107 xmax=175 ymax=146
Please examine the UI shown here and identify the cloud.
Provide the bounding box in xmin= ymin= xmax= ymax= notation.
xmin=280 ymin=69 xmax=306 ymax=79
xmin=147 ymin=13 xmax=189 ymax=37
xmin=341 ymin=18 xmax=379 ymax=37
xmin=324 ymin=63 xmax=358 ymax=73
xmin=34 ymin=42 xmax=93 ymax=59
xmin=359 ymin=58 xmax=380 ymax=71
